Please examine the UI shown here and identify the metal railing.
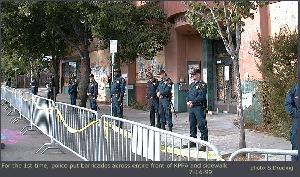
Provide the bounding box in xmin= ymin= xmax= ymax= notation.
xmin=51 ymin=101 xmax=99 ymax=161
xmin=99 ymin=115 xmax=222 ymax=161
xmin=229 ymin=148 xmax=298 ymax=161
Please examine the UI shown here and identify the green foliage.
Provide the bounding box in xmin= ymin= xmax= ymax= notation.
xmin=91 ymin=1 xmax=171 ymax=65
xmin=1 ymin=52 xmax=30 ymax=78
xmin=1 ymin=1 xmax=68 ymax=72
xmin=250 ymin=26 xmax=298 ymax=138
xmin=185 ymin=1 xmax=268 ymax=40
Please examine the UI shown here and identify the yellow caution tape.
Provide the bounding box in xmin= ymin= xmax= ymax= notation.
xmin=103 ymin=120 xmax=223 ymax=160
xmin=54 ymin=107 xmax=99 ymax=134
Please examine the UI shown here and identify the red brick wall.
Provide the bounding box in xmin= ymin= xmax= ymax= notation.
xmin=239 ymin=8 xmax=263 ymax=81
xmin=135 ymin=83 xmax=147 ymax=105
xmin=162 ymin=1 xmax=186 ymax=19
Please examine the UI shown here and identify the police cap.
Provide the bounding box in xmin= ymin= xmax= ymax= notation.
xmin=191 ymin=68 xmax=201 ymax=75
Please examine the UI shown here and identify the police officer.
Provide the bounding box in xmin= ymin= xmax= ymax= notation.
xmin=31 ymin=77 xmax=39 ymax=95
xmin=87 ymin=74 xmax=98 ymax=111
xmin=182 ymin=68 xmax=208 ymax=151
xmin=284 ymin=83 xmax=298 ymax=161
xmin=156 ymin=70 xmax=173 ymax=131
xmin=68 ymin=75 xmax=78 ymax=105
xmin=46 ymin=75 xmax=55 ymax=101
xmin=110 ymin=68 xmax=126 ymax=127
xmin=146 ymin=73 xmax=161 ymax=128
xmin=5 ymin=77 xmax=12 ymax=87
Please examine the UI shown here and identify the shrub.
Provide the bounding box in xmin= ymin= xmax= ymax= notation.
xmin=250 ymin=26 xmax=298 ymax=139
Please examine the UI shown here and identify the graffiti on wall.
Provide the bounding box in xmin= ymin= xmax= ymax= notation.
xmin=90 ymin=50 xmax=111 ymax=102
xmin=136 ymin=56 xmax=165 ymax=83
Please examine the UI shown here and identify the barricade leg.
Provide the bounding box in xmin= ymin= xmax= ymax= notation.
xmin=20 ymin=125 xmax=42 ymax=135
xmin=35 ymin=139 xmax=65 ymax=154
xmin=11 ymin=115 xmax=23 ymax=124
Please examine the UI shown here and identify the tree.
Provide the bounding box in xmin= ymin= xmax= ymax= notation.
xmin=184 ymin=1 xmax=268 ymax=149
xmin=91 ymin=1 xmax=171 ymax=67
xmin=1 ymin=1 xmax=68 ymax=91
xmin=42 ymin=1 xmax=96 ymax=107
xmin=250 ymin=26 xmax=298 ymax=138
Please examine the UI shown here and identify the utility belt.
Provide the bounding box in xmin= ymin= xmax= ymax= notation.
xmin=112 ymin=93 xmax=121 ymax=98
xmin=148 ymin=95 xmax=158 ymax=99
xmin=159 ymin=95 xmax=170 ymax=99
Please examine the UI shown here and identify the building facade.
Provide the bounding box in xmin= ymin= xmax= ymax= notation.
xmin=59 ymin=1 xmax=298 ymax=113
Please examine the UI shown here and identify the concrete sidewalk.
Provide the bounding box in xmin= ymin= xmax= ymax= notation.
xmin=0 ymin=103 xmax=82 ymax=161
xmin=28 ymin=87 xmax=292 ymax=157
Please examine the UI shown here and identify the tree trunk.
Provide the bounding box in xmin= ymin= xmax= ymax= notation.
xmin=52 ymin=56 xmax=60 ymax=95
xmin=232 ymin=56 xmax=246 ymax=149
xmin=78 ymin=45 xmax=91 ymax=107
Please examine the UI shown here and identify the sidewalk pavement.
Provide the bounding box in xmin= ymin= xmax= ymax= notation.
xmin=14 ymin=87 xmax=292 ymax=159
xmin=0 ymin=103 xmax=82 ymax=161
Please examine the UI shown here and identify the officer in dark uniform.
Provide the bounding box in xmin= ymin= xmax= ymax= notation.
xmin=31 ymin=77 xmax=39 ymax=95
xmin=156 ymin=70 xmax=173 ymax=131
xmin=46 ymin=75 xmax=55 ymax=101
xmin=284 ymin=83 xmax=298 ymax=161
xmin=68 ymin=75 xmax=78 ymax=105
xmin=182 ymin=68 xmax=208 ymax=151
xmin=110 ymin=68 xmax=126 ymax=127
xmin=5 ymin=77 xmax=11 ymax=87
xmin=87 ymin=74 xmax=98 ymax=111
xmin=146 ymin=73 xmax=160 ymax=128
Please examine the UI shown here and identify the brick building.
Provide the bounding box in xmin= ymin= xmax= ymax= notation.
xmin=59 ymin=1 xmax=298 ymax=114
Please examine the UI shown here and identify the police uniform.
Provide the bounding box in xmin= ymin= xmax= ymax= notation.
xmin=110 ymin=68 xmax=126 ymax=119
xmin=68 ymin=77 xmax=78 ymax=105
xmin=31 ymin=78 xmax=39 ymax=95
xmin=183 ymin=69 xmax=208 ymax=150
xmin=46 ymin=76 xmax=55 ymax=101
xmin=284 ymin=83 xmax=298 ymax=161
xmin=146 ymin=75 xmax=160 ymax=128
xmin=156 ymin=71 xmax=173 ymax=131
xmin=87 ymin=74 xmax=98 ymax=111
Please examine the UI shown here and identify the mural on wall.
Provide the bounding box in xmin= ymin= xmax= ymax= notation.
xmin=136 ymin=53 xmax=165 ymax=83
xmin=90 ymin=50 xmax=110 ymax=102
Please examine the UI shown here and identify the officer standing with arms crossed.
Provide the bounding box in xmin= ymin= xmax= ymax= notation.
xmin=146 ymin=73 xmax=161 ymax=128
xmin=87 ymin=74 xmax=98 ymax=111
xmin=156 ymin=70 xmax=173 ymax=131
xmin=68 ymin=75 xmax=78 ymax=105
xmin=110 ymin=68 xmax=126 ymax=127
xmin=284 ymin=82 xmax=298 ymax=161
xmin=182 ymin=68 xmax=208 ymax=151
xmin=31 ymin=77 xmax=39 ymax=95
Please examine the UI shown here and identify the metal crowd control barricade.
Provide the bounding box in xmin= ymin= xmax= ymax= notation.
xmin=47 ymin=101 xmax=100 ymax=161
xmin=20 ymin=94 xmax=43 ymax=135
xmin=229 ymin=148 xmax=298 ymax=161
xmin=99 ymin=115 xmax=222 ymax=161
xmin=4 ymin=87 xmax=16 ymax=115
xmin=10 ymin=89 xmax=26 ymax=123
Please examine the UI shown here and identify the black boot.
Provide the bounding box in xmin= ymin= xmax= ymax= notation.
xmin=199 ymin=145 xmax=207 ymax=151
xmin=156 ymin=123 xmax=161 ymax=129
xmin=182 ymin=142 xmax=196 ymax=148
xmin=161 ymin=124 xmax=166 ymax=130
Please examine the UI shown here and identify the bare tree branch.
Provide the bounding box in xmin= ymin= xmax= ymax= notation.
xmin=235 ymin=20 xmax=242 ymax=56
xmin=204 ymin=1 xmax=232 ymax=55
xmin=223 ymin=1 xmax=235 ymax=53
